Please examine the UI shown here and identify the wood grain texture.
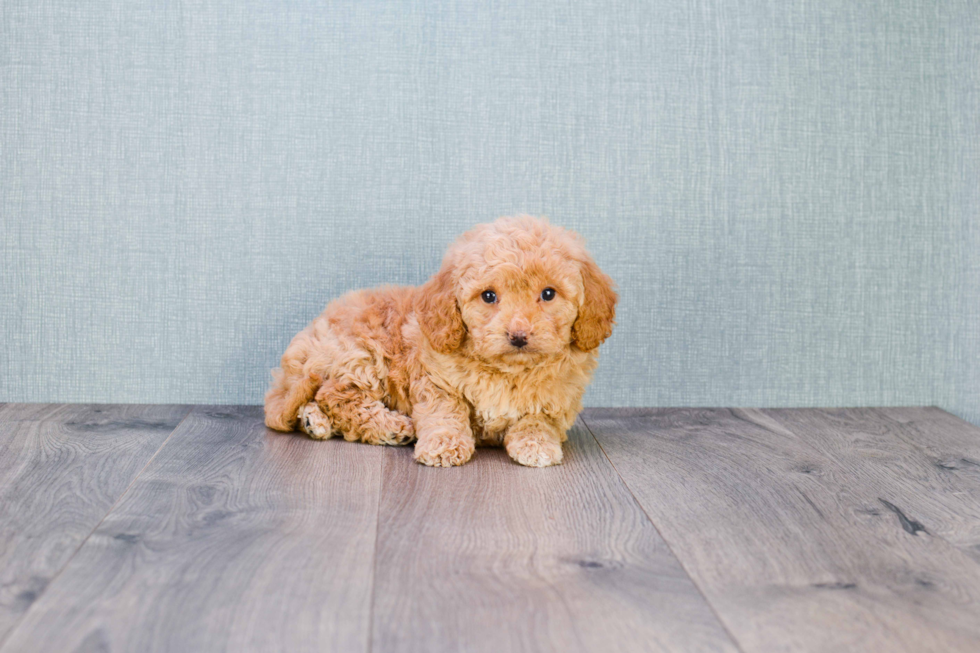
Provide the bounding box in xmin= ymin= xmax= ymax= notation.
xmin=763 ymin=408 xmax=980 ymax=564
xmin=0 ymin=406 xmax=384 ymax=653
xmin=0 ymin=403 xmax=187 ymax=422
xmin=0 ymin=403 xmax=134 ymax=421
xmin=0 ymin=403 xmax=190 ymax=643
xmin=371 ymin=419 xmax=738 ymax=653
xmin=875 ymin=407 xmax=980 ymax=495
xmin=584 ymin=407 xmax=980 ymax=653
xmin=877 ymin=407 xmax=980 ymax=458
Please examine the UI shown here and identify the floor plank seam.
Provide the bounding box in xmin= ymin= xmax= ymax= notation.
xmin=579 ymin=412 xmax=748 ymax=653
xmin=0 ymin=405 xmax=195 ymax=653
xmin=365 ymin=447 xmax=388 ymax=653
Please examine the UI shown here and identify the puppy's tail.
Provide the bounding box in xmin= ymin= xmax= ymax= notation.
xmin=264 ymin=367 xmax=321 ymax=432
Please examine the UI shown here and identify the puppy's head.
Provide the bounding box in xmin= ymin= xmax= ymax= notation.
xmin=415 ymin=215 xmax=617 ymax=363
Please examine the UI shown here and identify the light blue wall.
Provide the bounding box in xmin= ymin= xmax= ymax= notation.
xmin=2 ymin=1 xmax=978 ymax=425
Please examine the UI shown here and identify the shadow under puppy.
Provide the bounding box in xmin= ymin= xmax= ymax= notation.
xmin=264 ymin=215 xmax=616 ymax=467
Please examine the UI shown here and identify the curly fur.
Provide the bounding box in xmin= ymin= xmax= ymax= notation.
xmin=264 ymin=215 xmax=617 ymax=467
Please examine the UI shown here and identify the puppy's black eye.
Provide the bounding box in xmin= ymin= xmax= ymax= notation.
xmin=540 ymin=287 xmax=556 ymax=301
xmin=481 ymin=290 xmax=497 ymax=304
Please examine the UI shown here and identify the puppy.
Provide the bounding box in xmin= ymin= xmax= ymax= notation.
xmin=264 ymin=215 xmax=616 ymax=467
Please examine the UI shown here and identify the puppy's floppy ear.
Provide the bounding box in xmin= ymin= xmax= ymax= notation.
xmin=571 ymin=256 xmax=617 ymax=351
xmin=415 ymin=265 xmax=466 ymax=354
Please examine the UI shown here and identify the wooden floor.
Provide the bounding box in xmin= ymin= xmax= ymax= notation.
xmin=0 ymin=405 xmax=978 ymax=652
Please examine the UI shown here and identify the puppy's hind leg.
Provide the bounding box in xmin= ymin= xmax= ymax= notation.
xmin=265 ymin=367 xmax=320 ymax=432
xmin=315 ymin=380 xmax=415 ymax=446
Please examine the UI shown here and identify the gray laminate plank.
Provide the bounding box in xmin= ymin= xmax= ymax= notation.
xmin=584 ymin=407 xmax=980 ymax=653
xmin=0 ymin=406 xmax=383 ymax=653
xmin=371 ymin=419 xmax=738 ymax=653
xmin=0 ymin=403 xmax=190 ymax=643
xmin=760 ymin=408 xmax=980 ymax=564
xmin=874 ymin=406 xmax=980 ymax=470
xmin=0 ymin=403 xmax=125 ymax=421
xmin=0 ymin=403 xmax=191 ymax=423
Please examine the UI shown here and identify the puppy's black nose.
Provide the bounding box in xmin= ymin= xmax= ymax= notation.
xmin=508 ymin=331 xmax=528 ymax=348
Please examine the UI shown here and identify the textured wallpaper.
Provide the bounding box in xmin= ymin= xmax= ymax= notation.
xmin=2 ymin=1 xmax=978 ymax=425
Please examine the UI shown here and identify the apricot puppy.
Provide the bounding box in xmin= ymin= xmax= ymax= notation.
xmin=264 ymin=215 xmax=616 ymax=467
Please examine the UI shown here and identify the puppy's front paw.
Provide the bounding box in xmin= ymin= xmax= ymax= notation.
xmin=506 ymin=433 xmax=563 ymax=467
xmin=413 ymin=431 xmax=475 ymax=467
xmin=298 ymin=402 xmax=333 ymax=440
